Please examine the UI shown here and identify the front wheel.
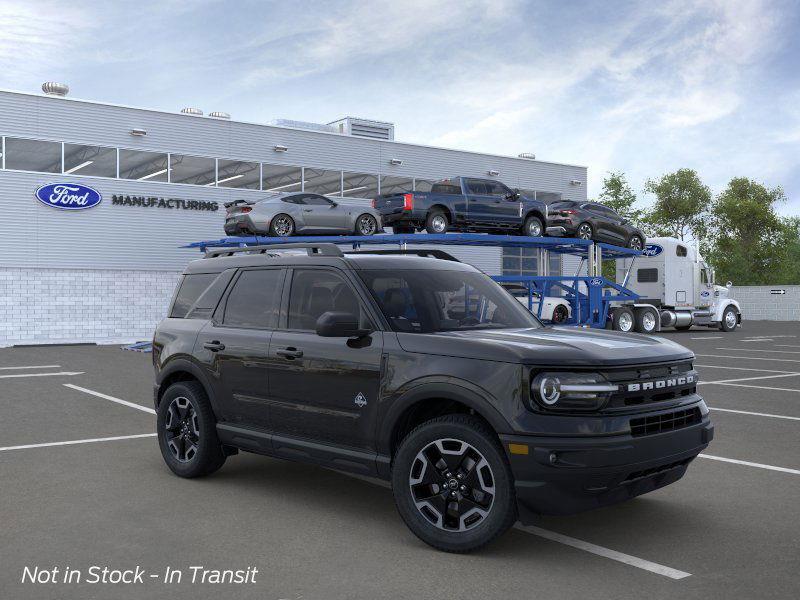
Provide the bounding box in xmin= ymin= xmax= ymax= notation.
xmin=719 ymin=306 xmax=738 ymax=332
xmin=628 ymin=235 xmax=644 ymax=251
xmin=521 ymin=215 xmax=544 ymax=237
xmin=355 ymin=213 xmax=378 ymax=236
xmin=576 ymin=222 xmax=593 ymax=240
xmin=392 ymin=415 xmax=517 ymax=553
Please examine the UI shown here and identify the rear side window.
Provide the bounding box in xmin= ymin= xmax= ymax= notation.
xmin=170 ymin=273 xmax=218 ymax=318
xmin=637 ymin=268 xmax=659 ymax=283
xmin=287 ymin=269 xmax=370 ymax=331
xmin=431 ymin=181 xmax=462 ymax=194
xmin=223 ymin=269 xmax=283 ymax=329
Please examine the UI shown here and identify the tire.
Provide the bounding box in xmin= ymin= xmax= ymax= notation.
xmin=719 ymin=306 xmax=738 ymax=332
xmin=355 ymin=213 xmax=378 ymax=236
xmin=521 ymin=215 xmax=544 ymax=237
xmin=628 ymin=235 xmax=644 ymax=251
xmin=634 ymin=308 xmax=657 ymax=334
xmin=612 ymin=307 xmax=635 ymax=332
xmin=269 ymin=214 xmax=295 ymax=237
xmin=393 ymin=224 xmax=416 ymax=234
xmin=392 ymin=414 xmax=517 ymax=553
xmin=157 ymin=381 xmax=226 ymax=478
xmin=551 ymin=304 xmax=569 ymax=324
xmin=576 ymin=222 xmax=593 ymax=240
xmin=425 ymin=209 xmax=449 ymax=234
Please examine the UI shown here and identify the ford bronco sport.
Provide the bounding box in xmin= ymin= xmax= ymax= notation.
xmin=153 ymin=242 xmax=713 ymax=552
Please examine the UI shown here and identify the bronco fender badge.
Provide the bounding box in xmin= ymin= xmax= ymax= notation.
xmin=354 ymin=392 xmax=368 ymax=408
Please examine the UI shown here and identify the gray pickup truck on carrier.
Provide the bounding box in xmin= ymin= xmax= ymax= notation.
xmin=373 ymin=176 xmax=550 ymax=236
xmin=153 ymin=242 xmax=713 ymax=552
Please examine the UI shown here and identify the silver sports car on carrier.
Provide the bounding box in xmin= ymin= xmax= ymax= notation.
xmin=224 ymin=192 xmax=383 ymax=237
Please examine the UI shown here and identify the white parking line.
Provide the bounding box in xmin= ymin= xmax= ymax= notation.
xmin=0 ymin=371 xmax=84 ymax=379
xmin=708 ymin=407 xmax=800 ymax=421
xmin=0 ymin=433 xmax=156 ymax=453
xmin=703 ymin=381 xmax=800 ymax=393
xmin=774 ymin=344 xmax=800 ymax=349
xmin=515 ymin=525 xmax=691 ymax=579
xmin=695 ymin=364 xmax=798 ymax=374
xmin=690 ymin=336 xmax=723 ymax=340
xmin=0 ymin=365 xmax=61 ymax=370
xmin=699 ymin=454 xmax=800 ymax=475
xmin=63 ymin=384 xmax=156 ymax=415
xmin=698 ymin=373 xmax=800 ymax=385
xmin=716 ymin=348 xmax=800 ymax=355
xmin=696 ymin=354 xmax=800 ymax=364
xmin=739 ymin=339 xmax=773 ymax=342
xmin=335 ymin=471 xmax=691 ymax=579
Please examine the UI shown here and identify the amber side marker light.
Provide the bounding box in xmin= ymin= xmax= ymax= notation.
xmin=508 ymin=443 xmax=529 ymax=455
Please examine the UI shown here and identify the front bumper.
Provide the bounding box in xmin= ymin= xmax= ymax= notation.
xmin=501 ymin=415 xmax=713 ymax=519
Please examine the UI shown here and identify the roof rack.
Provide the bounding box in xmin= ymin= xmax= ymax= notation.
xmin=347 ymin=249 xmax=460 ymax=262
xmin=204 ymin=243 xmax=343 ymax=258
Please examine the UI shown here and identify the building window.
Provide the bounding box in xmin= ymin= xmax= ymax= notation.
xmin=170 ymin=154 xmax=216 ymax=186
xmin=217 ymin=159 xmax=260 ymax=189
xmin=342 ymin=172 xmax=379 ymax=199
xmin=63 ymin=144 xmax=117 ymax=177
xmin=4 ymin=138 xmax=61 ymax=173
xmin=304 ymin=168 xmax=342 ymax=196
xmin=379 ymin=175 xmax=413 ymax=195
xmin=119 ymin=149 xmax=168 ymax=182
xmin=262 ymin=164 xmax=302 ymax=193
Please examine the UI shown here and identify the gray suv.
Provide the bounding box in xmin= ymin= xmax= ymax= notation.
xmin=224 ymin=192 xmax=383 ymax=237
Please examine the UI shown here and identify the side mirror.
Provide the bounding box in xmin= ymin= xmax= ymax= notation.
xmin=726 ymin=281 xmax=732 ymax=288
xmin=329 ymin=201 xmax=338 ymax=208
xmin=315 ymin=311 xmax=371 ymax=338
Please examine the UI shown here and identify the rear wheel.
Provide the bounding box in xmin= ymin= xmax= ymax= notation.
xmin=157 ymin=381 xmax=226 ymax=478
xmin=612 ymin=307 xmax=635 ymax=332
xmin=719 ymin=306 xmax=738 ymax=332
xmin=521 ymin=215 xmax=544 ymax=237
xmin=392 ymin=415 xmax=516 ymax=553
xmin=628 ymin=235 xmax=644 ymax=251
xmin=634 ymin=308 xmax=657 ymax=334
xmin=551 ymin=304 xmax=569 ymax=324
xmin=269 ymin=214 xmax=295 ymax=237
xmin=425 ymin=210 xmax=449 ymax=234
xmin=576 ymin=222 xmax=593 ymax=240
xmin=355 ymin=213 xmax=378 ymax=236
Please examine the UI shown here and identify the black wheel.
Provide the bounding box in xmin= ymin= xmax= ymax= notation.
xmin=628 ymin=235 xmax=644 ymax=251
xmin=521 ymin=215 xmax=544 ymax=237
xmin=355 ymin=213 xmax=378 ymax=236
xmin=634 ymin=308 xmax=657 ymax=334
xmin=157 ymin=381 xmax=226 ymax=478
xmin=612 ymin=307 xmax=635 ymax=332
xmin=552 ymin=304 xmax=569 ymax=324
xmin=425 ymin=209 xmax=449 ymax=234
xmin=393 ymin=224 xmax=416 ymax=234
xmin=269 ymin=214 xmax=295 ymax=237
xmin=576 ymin=222 xmax=593 ymax=240
xmin=719 ymin=306 xmax=738 ymax=332
xmin=392 ymin=415 xmax=517 ymax=553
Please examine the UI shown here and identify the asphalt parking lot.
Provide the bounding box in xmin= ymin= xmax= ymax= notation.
xmin=1 ymin=321 xmax=799 ymax=600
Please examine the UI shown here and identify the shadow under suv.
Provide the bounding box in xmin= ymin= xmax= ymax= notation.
xmin=153 ymin=243 xmax=713 ymax=552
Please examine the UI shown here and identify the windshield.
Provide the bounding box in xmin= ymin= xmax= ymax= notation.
xmin=357 ymin=269 xmax=543 ymax=333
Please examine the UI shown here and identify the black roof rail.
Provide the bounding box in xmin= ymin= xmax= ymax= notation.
xmin=347 ymin=249 xmax=460 ymax=262
xmin=204 ymin=243 xmax=344 ymax=258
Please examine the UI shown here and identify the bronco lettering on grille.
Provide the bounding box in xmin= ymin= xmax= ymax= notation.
xmin=626 ymin=374 xmax=695 ymax=393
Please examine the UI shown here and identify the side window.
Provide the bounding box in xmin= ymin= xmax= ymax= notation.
xmin=282 ymin=195 xmax=305 ymax=205
xmin=677 ymin=245 xmax=688 ymax=257
xmin=465 ymin=179 xmax=488 ymax=195
xmin=223 ymin=269 xmax=283 ymax=329
xmin=304 ymin=194 xmax=334 ymax=206
xmin=637 ymin=268 xmax=659 ymax=283
xmin=287 ymin=270 xmax=369 ymax=331
xmin=430 ymin=182 xmax=461 ymax=194
xmin=701 ymin=269 xmax=709 ymax=284
xmin=484 ymin=181 xmax=511 ymax=197
xmin=171 ymin=273 xmax=218 ymax=318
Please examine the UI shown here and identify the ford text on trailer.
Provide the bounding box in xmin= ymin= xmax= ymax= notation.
xmin=611 ymin=237 xmax=742 ymax=333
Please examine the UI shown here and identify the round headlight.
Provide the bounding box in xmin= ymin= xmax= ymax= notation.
xmin=539 ymin=376 xmax=561 ymax=405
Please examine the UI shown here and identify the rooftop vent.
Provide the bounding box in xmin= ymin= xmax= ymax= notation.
xmin=209 ymin=111 xmax=230 ymax=119
xmin=42 ymin=82 xmax=69 ymax=97
xmin=180 ymin=107 xmax=203 ymax=116
xmin=269 ymin=119 xmax=337 ymax=134
xmin=328 ymin=117 xmax=394 ymax=141
xmin=518 ymin=152 xmax=536 ymax=160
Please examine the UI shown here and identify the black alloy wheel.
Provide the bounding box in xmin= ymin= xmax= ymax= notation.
xmin=164 ymin=396 xmax=200 ymax=463
xmin=577 ymin=223 xmax=593 ymax=240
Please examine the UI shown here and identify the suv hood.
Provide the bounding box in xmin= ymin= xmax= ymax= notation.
xmin=396 ymin=327 xmax=693 ymax=367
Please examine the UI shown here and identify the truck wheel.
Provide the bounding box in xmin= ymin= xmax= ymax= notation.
xmin=392 ymin=414 xmax=517 ymax=553
xmin=634 ymin=308 xmax=657 ymax=334
xmin=719 ymin=306 xmax=738 ymax=332
xmin=425 ymin=210 xmax=449 ymax=234
xmin=157 ymin=381 xmax=226 ymax=478
xmin=269 ymin=214 xmax=295 ymax=237
xmin=521 ymin=215 xmax=544 ymax=237
xmin=612 ymin=307 xmax=635 ymax=332
xmin=552 ymin=304 xmax=569 ymax=323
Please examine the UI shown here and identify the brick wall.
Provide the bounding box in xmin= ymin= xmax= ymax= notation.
xmin=729 ymin=286 xmax=800 ymax=321
xmin=0 ymin=268 xmax=181 ymax=347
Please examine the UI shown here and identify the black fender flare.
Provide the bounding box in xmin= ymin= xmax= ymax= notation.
xmin=377 ymin=379 xmax=513 ymax=457
xmin=157 ymin=357 xmax=221 ymax=418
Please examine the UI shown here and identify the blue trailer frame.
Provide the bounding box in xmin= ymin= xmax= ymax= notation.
xmin=185 ymin=233 xmax=641 ymax=328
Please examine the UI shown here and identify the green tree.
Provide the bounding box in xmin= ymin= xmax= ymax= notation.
xmin=642 ymin=169 xmax=711 ymax=241
xmin=597 ymin=171 xmax=643 ymax=226
xmin=706 ymin=177 xmax=794 ymax=285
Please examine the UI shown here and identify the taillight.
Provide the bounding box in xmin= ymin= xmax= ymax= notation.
xmin=371 ymin=198 xmax=376 ymax=208
xmin=403 ymin=193 xmax=414 ymax=211
xmin=560 ymin=209 xmax=577 ymax=215
xmin=241 ymin=207 xmax=252 ymax=213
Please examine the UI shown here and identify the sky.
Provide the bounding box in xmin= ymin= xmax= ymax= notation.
xmin=1 ymin=0 xmax=799 ymax=213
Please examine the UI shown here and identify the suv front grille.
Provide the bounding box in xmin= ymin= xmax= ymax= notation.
xmin=603 ymin=361 xmax=698 ymax=408
xmin=629 ymin=407 xmax=702 ymax=437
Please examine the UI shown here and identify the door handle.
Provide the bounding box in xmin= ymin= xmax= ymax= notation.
xmin=303 ymin=209 xmax=313 ymax=212
xmin=276 ymin=347 xmax=304 ymax=359
xmin=203 ymin=341 xmax=225 ymax=352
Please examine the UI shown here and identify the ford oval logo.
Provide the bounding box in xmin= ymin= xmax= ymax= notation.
xmin=588 ymin=277 xmax=603 ymax=286
xmin=35 ymin=183 xmax=102 ymax=210
xmin=642 ymin=244 xmax=663 ymax=257
xmin=700 ymin=290 xmax=710 ymax=297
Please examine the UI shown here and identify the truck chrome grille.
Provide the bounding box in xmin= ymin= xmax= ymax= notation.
xmin=629 ymin=407 xmax=702 ymax=437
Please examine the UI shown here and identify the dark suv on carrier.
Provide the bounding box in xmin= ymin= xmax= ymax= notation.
xmin=153 ymin=243 xmax=713 ymax=552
